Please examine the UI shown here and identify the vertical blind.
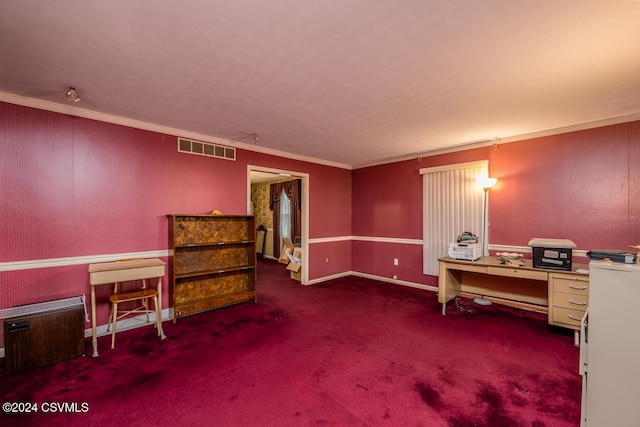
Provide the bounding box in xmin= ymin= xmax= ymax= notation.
xmin=421 ymin=161 xmax=488 ymax=276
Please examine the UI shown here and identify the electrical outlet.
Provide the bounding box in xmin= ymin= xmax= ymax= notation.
xmin=393 ymin=275 xmax=398 ymax=280
xmin=325 ymin=258 xmax=329 ymax=263
xmin=393 ymin=258 xmax=399 ymax=266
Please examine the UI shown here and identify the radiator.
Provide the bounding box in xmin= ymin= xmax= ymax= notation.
xmin=2 ymin=296 xmax=87 ymax=375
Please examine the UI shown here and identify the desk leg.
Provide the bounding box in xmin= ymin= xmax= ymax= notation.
xmin=91 ymin=286 xmax=98 ymax=357
xmin=441 ymin=302 xmax=446 ymax=315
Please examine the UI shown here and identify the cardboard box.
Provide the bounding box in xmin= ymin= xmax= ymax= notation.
xmin=278 ymin=243 xmax=295 ymax=264
xmin=286 ymin=247 xmax=302 ymax=281
xmin=286 ymin=261 xmax=301 ymax=280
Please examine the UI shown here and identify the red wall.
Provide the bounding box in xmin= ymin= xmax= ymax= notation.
xmin=0 ymin=102 xmax=351 ymax=346
xmin=352 ymin=121 xmax=640 ymax=283
xmin=489 ymin=124 xmax=638 ymax=249
xmin=2 ymin=99 xmax=639 ymax=348
xmin=352 ymin=160 xmax=423 ymax=238
xmin=308 ymin=241 xmax=352 ymax=280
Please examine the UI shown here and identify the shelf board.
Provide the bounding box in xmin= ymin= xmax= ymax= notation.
xmin=175 ymin=240 xmax=255 ymax=248
xmin=175 ymin=265 xmax=256 ymax=279
xmin=174 ymin=290 xmax=257 ymax=319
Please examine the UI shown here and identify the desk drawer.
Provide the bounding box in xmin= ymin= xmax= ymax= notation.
xmin=552 ymin=306 xmax=585 ymax=328
xmin=487 ymin=266 xmax=548 ymax=281
xmin=554 ymin=292 xmax=588 ymax=309
xmin=443 ymin=263 xmax=487 ymax=274
xmin=552 ymin=275 xmax=589 ymax=295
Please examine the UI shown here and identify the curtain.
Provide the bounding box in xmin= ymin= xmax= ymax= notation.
xmin=280 ymin=188 xmax=291 ymax=243
xmin=270 ymin=179 xmax=301 ymax=258
xmin=421 ymin=161 xmax=488 ymax=276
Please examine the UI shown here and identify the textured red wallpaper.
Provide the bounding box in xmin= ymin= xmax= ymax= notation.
xmin=488 ymin=124 xmax=634 ymax=249
xmin=352 ymin=121 xmax=640 ymax=283
xmin=351 ymin=159 xmax=422 ymax=238
xmin=0 ymin=102 xmax=352 ymax=347
xmin=2 ymin=100 xmax=639 ymax=349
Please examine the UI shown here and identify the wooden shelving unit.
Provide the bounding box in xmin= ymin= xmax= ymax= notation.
xmin=168 ymin=215 xmax=257 ymax=321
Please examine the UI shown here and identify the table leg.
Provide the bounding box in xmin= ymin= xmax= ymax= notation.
xmin=441 ymin=302 xmax=447 ymax=315
xmin=91 ymin=286 xmax=98 ymax=357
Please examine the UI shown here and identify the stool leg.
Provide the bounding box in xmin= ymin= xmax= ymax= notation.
xmin=106 ymin=307 xmax=112 ymax=333
xmin=144 ymin=297 xmax=150 ymax=323
xmin=107 ymin=283 xmax=119 ymax=332
xmin=111 ymin=302 xmax=118 ymax=349
xmin=142 ymin=279 xmax=150 ymax=323
xmin=154 ymin=295 xmax=166 ymax=340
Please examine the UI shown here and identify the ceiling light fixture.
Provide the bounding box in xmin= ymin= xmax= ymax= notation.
xmin=66 ymin=87 xmax=80 ymax=103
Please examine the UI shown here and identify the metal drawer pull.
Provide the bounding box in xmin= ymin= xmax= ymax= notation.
xmin=568 ymin=285 xmax=587 ymax=290
xmin=569 ymin=300 xmax=587 ymax=306
xmin=568 ymin=315 xmax=581 ymax=320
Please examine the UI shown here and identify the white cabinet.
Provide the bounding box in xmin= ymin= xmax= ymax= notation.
xmin=581 ymin=261 xmax=640 ymax=426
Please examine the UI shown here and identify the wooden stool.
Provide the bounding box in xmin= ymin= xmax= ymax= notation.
xmin=109 ymin=287 xmax=166 ymax=349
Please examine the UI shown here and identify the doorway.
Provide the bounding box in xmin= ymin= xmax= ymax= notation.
xmin=247 ymin=165 xmax=309 ymax=284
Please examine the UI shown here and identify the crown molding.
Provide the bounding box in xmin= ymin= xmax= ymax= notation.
xmin=353 ymin=112 xmax=640 ymax=169
xmin=4 ymin=91 xmax=638 ymax=172
xmin=0 ymin=92 xmax=351 ymax=170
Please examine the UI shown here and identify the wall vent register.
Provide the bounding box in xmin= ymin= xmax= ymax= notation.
xmin=177 ymin=137 xmax=236 ymax=161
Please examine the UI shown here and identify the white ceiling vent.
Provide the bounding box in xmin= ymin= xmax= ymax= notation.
xmin=177 ymin=137 xmax=236 ymax=161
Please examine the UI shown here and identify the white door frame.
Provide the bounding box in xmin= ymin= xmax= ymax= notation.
xmin=247 ymin=165 xmax=309 ymax=285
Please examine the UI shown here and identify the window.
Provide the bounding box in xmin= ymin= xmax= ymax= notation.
xmin=280 ymin=188 xmax=291 ymax=244
xmin=420 ymin=161 xmax=488 ymax=276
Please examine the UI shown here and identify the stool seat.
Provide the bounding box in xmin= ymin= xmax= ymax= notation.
xmin=110 ymin=288 xmax=158 ymax=304
xmin=108 ymin=285 xmax=165 ymax=350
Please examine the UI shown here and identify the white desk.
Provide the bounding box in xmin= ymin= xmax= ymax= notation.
xmin=88 ymin=258 xmax=166 ymax=357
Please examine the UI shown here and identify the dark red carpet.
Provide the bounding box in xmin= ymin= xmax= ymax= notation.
xmin=1 ymin=259 xmax=581 ymax=426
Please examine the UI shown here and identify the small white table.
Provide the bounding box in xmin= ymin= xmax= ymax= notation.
xmin=88 ymin=258 xmax=166 ymax=357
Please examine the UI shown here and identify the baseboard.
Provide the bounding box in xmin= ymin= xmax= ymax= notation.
xmin=305 ymin=270 xmax=352 ymax=285
xmin=83 ymin=307 xmax=172 ymax=339
xmin=307 ymin=270 xmax=438 ymax=293
xmin=350 ymin=271 xmax=438 ymax=292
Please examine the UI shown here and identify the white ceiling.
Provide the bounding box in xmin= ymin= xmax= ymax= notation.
xmin=1 ymin=1 xmax=640 ymax=169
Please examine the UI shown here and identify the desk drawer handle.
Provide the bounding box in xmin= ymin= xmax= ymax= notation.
xmin=568 ymin=285 xmax=587 ymax=290
xmin=568 ymin=315 xmax=581 ymax=321
xmin=569 ymin=300 xmax=587 ymax=306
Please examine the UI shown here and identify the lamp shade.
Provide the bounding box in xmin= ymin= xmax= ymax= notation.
xmin=477 ymin=176 xmax=497 ymax=190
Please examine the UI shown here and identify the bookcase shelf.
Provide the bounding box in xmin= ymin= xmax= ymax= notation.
xmin=169 ymin=215 xmax=257 ymax=321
